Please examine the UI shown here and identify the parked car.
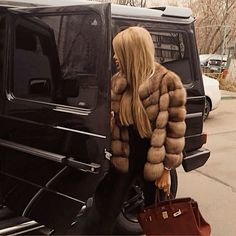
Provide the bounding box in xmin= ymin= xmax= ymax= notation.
xmin=0 ymin=0 xmax=210 ymax=235
xmin=200 ymin=54 xmax=228 ymax=73
xmin=203 ymin=74 xmax=221 ymax=120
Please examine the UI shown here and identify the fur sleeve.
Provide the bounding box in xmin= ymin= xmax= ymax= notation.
xmin=162 ymin=71 xmax=187 ymax=169
xmin=110 ymin=73 xmax=129 ymax=173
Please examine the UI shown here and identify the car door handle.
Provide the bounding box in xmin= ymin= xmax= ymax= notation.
xmin=0 ymin=138 xmax=66 ymax=163
xmin=0 ymin=138 xmax=101 ymax=174
xmin=65 ymin=157 xmax=101 ymax=174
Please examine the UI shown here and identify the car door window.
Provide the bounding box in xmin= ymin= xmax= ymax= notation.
xmin=14 ymin=24 xmax=53 ymax=101
xmin=150 ymin=31 xmax=192 ymax=85
xmin=12 ymin=12 xmax=103 ymax=110
xmin=112 ymin=20 xmax=193 ymax=85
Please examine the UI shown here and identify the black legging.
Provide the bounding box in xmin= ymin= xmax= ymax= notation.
xmin=94 ymin=126 xmax=157 ymax=234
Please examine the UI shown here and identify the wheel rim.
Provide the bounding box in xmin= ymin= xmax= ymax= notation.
xmin=121 ymin=184 xmax=144 ymax=223
xmin=120 ymin=170 xmax=177 ymax=224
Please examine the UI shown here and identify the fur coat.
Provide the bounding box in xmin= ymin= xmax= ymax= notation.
xmin=110 ymin=62 xmax=186 ymax=181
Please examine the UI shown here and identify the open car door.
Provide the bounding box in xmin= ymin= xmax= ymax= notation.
xmin=0 ymin=2 xmax=111 ymax=234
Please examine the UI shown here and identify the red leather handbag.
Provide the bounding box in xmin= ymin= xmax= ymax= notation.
xmin=137 ymin=192 xmax=211 ymax=235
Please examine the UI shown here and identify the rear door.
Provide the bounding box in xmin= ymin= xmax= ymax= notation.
xmin=0 ymin=3 xmax=111 ymax=232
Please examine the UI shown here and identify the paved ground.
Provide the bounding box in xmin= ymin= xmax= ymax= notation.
xmin=221 ymin=89 xmax=236 ymax=99
xmin=178 ymin=167 xmax=235 ymax=236
xmin=177 ymin=96 xmax=236 ymax=236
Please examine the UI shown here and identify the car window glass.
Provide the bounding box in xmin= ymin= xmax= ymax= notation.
xmin=151 ymin=32 xmax=185 ymax=63
xmin=112 ymin=20 xmax=192 ymax=84
xmin=13 ymin=13 xmax=102 ymax=110
xmin=151 ymin=31 xmax=192 ymax=84
xmin=14 ymin=25 xmax=53 ymax=102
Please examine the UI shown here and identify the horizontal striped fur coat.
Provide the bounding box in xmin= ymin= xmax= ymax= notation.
xmin=111 ymin=62 xmax=186 ymax=181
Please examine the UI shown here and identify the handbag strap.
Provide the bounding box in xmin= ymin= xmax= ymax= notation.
xmin=155 ymin=188 xmax=174 ymax=208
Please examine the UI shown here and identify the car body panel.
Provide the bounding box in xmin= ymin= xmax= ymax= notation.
xmin=0 ymin=3 xmax=111 ymax=232
xmin=200 ymin=54 xmax=228 ymax=73
xmin=203 ymin=74 xmax=221 ymax=110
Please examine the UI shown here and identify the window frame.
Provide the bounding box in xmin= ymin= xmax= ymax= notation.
xmin=9 ymin=11 xmax=104 ymax=112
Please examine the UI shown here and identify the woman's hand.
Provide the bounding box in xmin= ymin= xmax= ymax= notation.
xmin=155 ymin=169 xmax=171 ymax=195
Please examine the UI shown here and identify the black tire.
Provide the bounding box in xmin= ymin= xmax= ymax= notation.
xmin=204 ymin=98 xmax=211 ymax=121
xmin=114 ymin=169 xmax=178 ymax=235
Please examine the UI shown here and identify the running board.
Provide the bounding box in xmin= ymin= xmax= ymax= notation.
xmin=0 ymin=207 xmax=51 ymax=235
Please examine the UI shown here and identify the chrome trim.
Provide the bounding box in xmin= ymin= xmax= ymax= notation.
xmin=0 ymin=139 xmax=101 ymax=173
xmin=55 ymin=126 xmax=106 ymax=139
xmin=187 ymin=96 xmax=205 ymax=100
xmin=184 ymin=149 xmax=210 ymax=160
xmin=66 ymin=158 xmax=101 ymax=173
xmin=10 ymin=225 xmax=46 ymax=236
xmin=186 ymin=112 xmax=203 ymax=119
xmin=0 ymin=138 xmax=66 ymax=163
xmin=0 ymin=220 xmax=39 ymax=235
xmin=53 ymin=107 xmax=90 ymax=116
xmin=6 ymin=96 xmax=92 ymax=116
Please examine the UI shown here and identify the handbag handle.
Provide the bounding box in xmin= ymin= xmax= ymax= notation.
xmin=155 ymin=189 xmax=174 ymax=209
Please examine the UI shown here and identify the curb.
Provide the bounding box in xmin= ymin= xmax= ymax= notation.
xmin=221 ymin=96 xmax=236 ymax=100
xmin=220 ymin=90 xmax=236 ymax=100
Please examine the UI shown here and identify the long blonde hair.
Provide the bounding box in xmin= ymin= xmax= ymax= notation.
xmin=112 ymin=26 xmax=155 ymax=138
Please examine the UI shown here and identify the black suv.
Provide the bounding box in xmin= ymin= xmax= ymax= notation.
xmin=0 ymin=1 xmax=210 ymax=235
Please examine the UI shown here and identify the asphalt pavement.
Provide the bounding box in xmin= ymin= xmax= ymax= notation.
xmin=177 ymin=95 xmax=236 ymax=236
xmin=177 ymin=166 xmax=236 ymax=236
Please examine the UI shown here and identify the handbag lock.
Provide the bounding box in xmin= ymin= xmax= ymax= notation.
xmin=173 ymin=209 xmax=182 ymax=217
xmin=162 ymin=211 xmax=168 ymax=219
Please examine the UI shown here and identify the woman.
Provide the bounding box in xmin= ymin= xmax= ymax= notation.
xmin=69 ymin=26 xmax=186 ymax=235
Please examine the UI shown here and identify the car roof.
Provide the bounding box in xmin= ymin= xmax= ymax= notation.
xmin=111 ymin=4 xmax=193 ymax=23
xmin=0 ymin=0 xmax=194 ymax=24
